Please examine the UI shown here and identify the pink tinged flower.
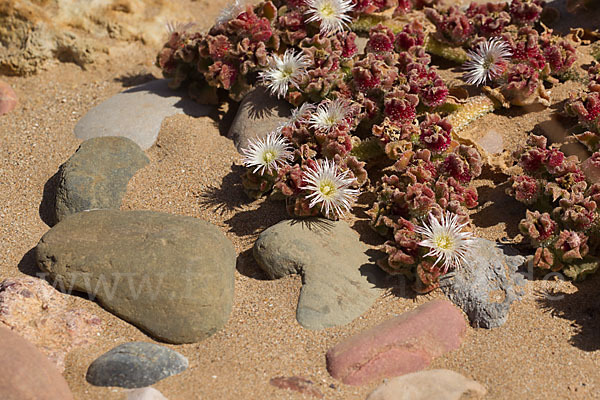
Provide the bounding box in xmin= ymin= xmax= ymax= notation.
xmin=242 ymin=131 xmax=294 ymax=175
xmin=308 ymin=98 xmax=351 ymax=133
xmin=258 ymin=49 xmax=310 ymax=98
xmin=301 ymin=159 xmax=360 ymax=218
xmin=216 ymin=0 xmax=247 ymax=25
xmin=415 ymin=211 xmax=476 ymax=273
xmin=305 ymin=0 xmax=355 ymax=36
xmin=463 ymin=37 xmax=512 ymax=86
xmin=280 ymin=102 xmax=316 ymax=130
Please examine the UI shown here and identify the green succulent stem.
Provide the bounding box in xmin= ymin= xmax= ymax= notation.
xmin=351 ymin=15 xmax=406 ymax=34
xmin=425 ymin=35 xmax=469 ymax=64
xmin=351 ymin=136 xmax=385 ymax=161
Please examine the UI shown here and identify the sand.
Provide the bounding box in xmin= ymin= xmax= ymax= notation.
xmin=0 ymin=0 xmax=599 ymax=399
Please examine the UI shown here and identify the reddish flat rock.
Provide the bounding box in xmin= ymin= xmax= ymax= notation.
xmin=0 ymin=80 xmax=17 ymax=116
xmin=0 ymin=325 xmax=74 ymax=400
xmin=0 ymin=277 xmax=102 ymax=372
xmin=326 ymin=299 xmax=466 ymax=386
xmin=270 ymin=376 xmax=323 ymax=398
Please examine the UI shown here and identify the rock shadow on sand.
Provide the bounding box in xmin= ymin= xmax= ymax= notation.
xmin=39 ymin=170 xmax=60 ymax=227
xmin=537 ymin=273 xmax=600 ymax=351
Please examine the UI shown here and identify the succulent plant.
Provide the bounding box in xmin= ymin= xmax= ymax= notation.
xmin=507 ymin=135 xmax=600 ymax=279
xmin=156 ymin=0 xmax=599 ymax=289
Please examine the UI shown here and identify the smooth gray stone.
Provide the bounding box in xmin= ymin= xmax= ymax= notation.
xmin=439 ymin=238 xmax=526 ymax=329
xmin=253 ymin=219 xmax=384 ymax=330
xmin=35 ymin=209 xmax=236 ymax=344
xmin=228 ymin=86 xmax=292 ymax=153
xmin=55 ymin=136 xmax=149 ymax=222
xmin=86 ymin=342 xmax=188 ymax=388
xmin=75 ymin=79 xmax=213 ymax=150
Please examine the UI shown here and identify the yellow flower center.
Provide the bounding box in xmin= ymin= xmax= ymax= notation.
xmin=483 ymin=54 xmax=495 ymax=70
xmin=319 ymin=3 xmax=335 ymax=17
xmin=282 ymin=65 xmax=294 ymax=78
xmin=434 ymin=234 xmax=453 ymax=250
xmin=262 ymin=150 xmax=277 ymax=164
xmin=319 ymin=181 xmax=335 ymax=197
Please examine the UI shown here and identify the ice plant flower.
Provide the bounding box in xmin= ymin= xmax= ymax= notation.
xmin=305 ymin=0 xmax=355 ymax=36
xmin=242 ymin=131 xmax=294 ymax=175
xmin=278 ymin=102 xmax=316 ymax=131
xmin=215 ymin=0 xmax=247 ymax=25
xmin=258 ymin=49 xmax=310 ymax=98
xmin=308 ymin=99 xmax=349 ymax=133
xmin=463 ymin=37 xmax=512 ymax=86
xmin=301 ymin=159 xmax=359 ymax=218
xmin=415 ymin=211 xmax=475 ymax=273
xmin=165 ymin=21 xmax=197 ymax=33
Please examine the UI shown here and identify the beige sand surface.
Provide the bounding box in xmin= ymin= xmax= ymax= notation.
xmin=0 ymin=1 xmax=599 ymax=399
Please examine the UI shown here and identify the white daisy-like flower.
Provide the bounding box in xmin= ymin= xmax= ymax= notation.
xmin=301 ymin=159 xmax=360 ymax=218
xmin=277 ymin=102 xmax=316 ymax=131
xmin=462 ymin=37 xmax=512 ymax=86
xmin=415 ymin=211 xmax=476 ymax=273
xmin=308 ymin=98 xmax=350 ymax=133
xmin=258 ymin=50 xmax=310 ymax=99
xmin=216 ymin=0 xmax=248 ymax=25
xmin=305 ymin=0 xmax=355 ymax=36
xmin=165 ymin=21 xmax=197 ymax=34
xmin=242 ymin=131 xmax=294 ymax=175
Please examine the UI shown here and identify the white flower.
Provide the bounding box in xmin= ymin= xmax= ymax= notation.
xmin=308 ymin=98 xmax=350 ymax=132
xmin=277 ymin=102 xmax=316 ymax=131
xmin=415 ymin=211 xmax=475 ymax=273
xmin=242 ymin=131 xmax=293 ymax=175
xmin=258 ymin=50 xmax=310 ymax=98
xmin=216 ymin=0 xmax=248 ymax=25
xmin=301 ymin=159 xmax=359 ymax=218
xmin=305 ymin=0 xmax=355 ymax=36
xmin=462 ymin=37 xmax=512 ymax=86
xmin=165 ymin=21 xmax=197 ymax=34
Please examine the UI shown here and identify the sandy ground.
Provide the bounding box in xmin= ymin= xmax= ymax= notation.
xmin=1 ymin=0 xmax=599 ymax=399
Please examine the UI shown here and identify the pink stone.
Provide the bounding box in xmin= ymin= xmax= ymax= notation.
xmin=0 ymin=277 xmax=102 ymax=372
xmin=326 ymin=300 xmax=467 ymax=386
xmin=0 ymin=80 xmax=17 ymax=116
xmin=0 ymin=325 xmax=74 ymax=400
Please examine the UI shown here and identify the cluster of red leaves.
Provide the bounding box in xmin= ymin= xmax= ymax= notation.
xmin=507 ymin=135 xmax=600 ymax=279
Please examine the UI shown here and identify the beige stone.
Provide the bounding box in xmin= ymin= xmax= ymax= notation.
xmin=366 ymin=369 xmax=487 ymax=400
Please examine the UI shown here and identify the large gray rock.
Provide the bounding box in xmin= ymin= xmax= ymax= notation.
xmin=366 ymin=369 xmax=487 ymax=400
xmin=86 ymin=342 xmax=188 ymax=388
xmin=440 ymin=238 xmax=526 ymax=329
xmin=55 ymin=136 xmax=149 ymax=223
xmin=75 ymin=79 xmax=213 ymax=150
xmin=228 ymin=86 xmax=292 ymax=152
xmin=253 ymin=219 xmax=384 ymax=330
xmin=35 ymin=209 xmax=236 ymax=344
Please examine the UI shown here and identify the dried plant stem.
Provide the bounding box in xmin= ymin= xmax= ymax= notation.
xmin=446 ymin=95 xmax=496 ymax=134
